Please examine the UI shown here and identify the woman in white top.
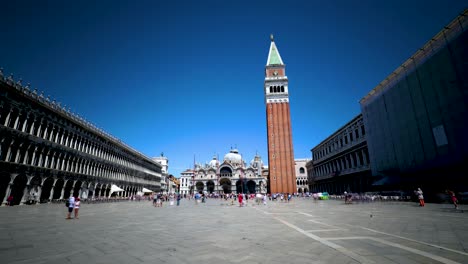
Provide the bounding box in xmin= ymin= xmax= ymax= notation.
xmin=74 ymin=198 xmax=81 ymax=219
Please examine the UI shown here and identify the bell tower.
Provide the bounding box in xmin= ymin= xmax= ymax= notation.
xmin=264 ymin=35 xmax=296 ymax=194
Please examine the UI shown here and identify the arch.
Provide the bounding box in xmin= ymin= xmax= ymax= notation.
xmin=269 ymin=86 xmax=272 ymax=93
xmin=53 ymin=178 xmax=64 ymax=199
xmin=219 ymin=178 xmax=231 ymax=194
xmin=236 ymin=180 xmax=245 ymax=194
xmin=220 ymin=167 xmax=232 ymax=174
xmin=105 ymin=185 xmax=111 ymax=197
xmin=63 ymin=180 xmax=74 ymax=199
xmin=73 ymin=181 xmax=82 ymax=198
xmin=27 ymin=175 xmax=41 ymax=204
xmin=10 ymin=174 xmax=27 ymax=205
xmin=95 ymin=184 xmax=102 ymax=198
xmin=298 ymin=188 xmax=303 ymax=193
xmin=195 ymin=182 xmax=204 ymax=193
xmin=0 ymin=172 xmax=11 ymax=204
xmin=304 ymin=188 xmax=309 ymax=193
xmin=281 ymin=86 xmax=284 ymax=92
xmin=299 ymin=167 xmax=305 ymax=174
xmin=247 ymin=180 xmax=256 ymax=194
xmin=219 ymin=166 xmax=232 ymax=178
xmin=40 ymin=177 xmax=54 ymax=203
xmin=206 ymin=181 xmax=215 ymax=193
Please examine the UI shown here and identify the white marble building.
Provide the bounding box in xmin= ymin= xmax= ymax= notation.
xmin=152 ymin=155 xmax=168 ymax=192
xmin=193 ymin=149 xmax=267 ymax=194
xmin=179 ymin=170 xmax=194 ymax=195
xmin=295 ymin=158 xmax=311 ymax=193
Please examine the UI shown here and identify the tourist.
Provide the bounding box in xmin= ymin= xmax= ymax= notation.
xmin=446 ymin=190 xmax=458 ymax=209
xmin=6 ymin=195 xmax=13 ymax=206
xmin=157 ymin=194 xmax=162 ymax=207
xmin=74 ymin=198 xmax=81 ymax=219
xmin=263 ymin=194 xmax=267 ymax=205
xmin=66 ymin=196 xmax=75 ymax=219
xmin=153 ymin=195 xmax=157 ymax=207
xmin=177 ymin=193 xmax=181 ymax=206
xmin=415 ymin=188 xmax=424 ymax=207
xmin=238 ymin=193 xmax=243 ymax=207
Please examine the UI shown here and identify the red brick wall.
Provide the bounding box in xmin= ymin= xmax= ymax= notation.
xmin=267 ymin=102 xmax=296 ymax=194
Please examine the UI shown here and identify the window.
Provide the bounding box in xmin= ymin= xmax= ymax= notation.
xmin=281 ymin=86 xmax=284 ymax=92
xmin=355 ymin=129 xmax=359 ymax=139
xmin=270 ymin=86 xmax=272 ymax=93
xmin=350 ymin=132 xmax=353 ymax=142
xmin=299 ymin=167 xmax=305 ymax=174
xmin=361 ymin=126 xmax=365 ymax=136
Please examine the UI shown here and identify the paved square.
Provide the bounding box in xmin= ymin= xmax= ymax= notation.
xmin=1 ymin=198 xmax=467 ymax=264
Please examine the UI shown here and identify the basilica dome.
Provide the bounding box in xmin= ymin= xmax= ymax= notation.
xmin=224 ymin=149 xmax=242 ymax=163
xmin=209 ymin=156 xmax=218 ymax=168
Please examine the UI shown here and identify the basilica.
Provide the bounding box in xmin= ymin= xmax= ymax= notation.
xmin=193 ymin=148 xmax=268 ymax=194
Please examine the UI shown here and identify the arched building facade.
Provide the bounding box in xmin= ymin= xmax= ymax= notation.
xmin=0 ymin=71 xmax=162 ymax=205
xmin=193 ymin=149 xmax=268 ymax=194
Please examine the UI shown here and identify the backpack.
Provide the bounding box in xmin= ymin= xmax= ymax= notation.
xmin=65 ymin=201 xmax=70 ymax=207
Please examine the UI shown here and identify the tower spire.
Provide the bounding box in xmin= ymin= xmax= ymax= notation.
xmin=266 ymin=35 xmax=284 ymax=66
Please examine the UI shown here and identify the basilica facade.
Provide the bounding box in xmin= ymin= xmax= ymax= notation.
xmin=193 ymin=149 xmax=267 ymax=194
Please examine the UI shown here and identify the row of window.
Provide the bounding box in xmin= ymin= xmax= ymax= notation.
xmin=0 ymin=136 xmax=156 ymax=185
xmin=314 ymin=123 xmax=366 ymax=160
xmin=0 ymin=104 xmax=159 ymax=174
xmin=269 ymin=86 xmax=285 ymax=93
xmin=314 ymin=149 xmax=369 ymax=177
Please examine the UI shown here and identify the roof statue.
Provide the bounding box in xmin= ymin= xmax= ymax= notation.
xmin=270 ymin=34 xmax=274 ymax=41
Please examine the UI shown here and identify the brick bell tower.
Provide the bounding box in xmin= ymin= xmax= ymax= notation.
xmin=264 ymin=34 xmax=296 ymax=194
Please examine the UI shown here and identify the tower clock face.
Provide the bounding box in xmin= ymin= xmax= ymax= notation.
xmin=273 ymin=70 xmax=278 ymax=76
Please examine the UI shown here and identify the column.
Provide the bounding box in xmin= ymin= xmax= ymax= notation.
xmin=20 ymin=176 xmax=33 ymax=205
xmin=59 ymin=180 xmax=67 ymax=199
xmin=355 ymin=152 xmax=361 ymax=167
xmin=1 ymin=175 xmax=14 ymax=206
xmin=362 ymin=149 xmax=368 ymax=165
xmin=48 ymin=178 xmax=58 ymax=202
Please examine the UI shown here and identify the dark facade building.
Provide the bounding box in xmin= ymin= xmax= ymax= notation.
xmin=360 ymin=10 xmax=468 ymax=195
xmin=310 ymin=114 xmax=372 ymax=194
xmin=0 ymin=71 xmax=162 ymax=205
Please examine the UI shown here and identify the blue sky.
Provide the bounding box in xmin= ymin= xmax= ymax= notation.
xmin=0 ymin=1 xmax=465 ymax=177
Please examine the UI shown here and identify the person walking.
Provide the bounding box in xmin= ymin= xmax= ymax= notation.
xmin=74 ymin=198 xmax=81 ymax=219
xmin=238 ymin=193 xmax=243 ymax=207
xmin=446 ymin=190 xmax=458 ymax=209
xmin=177 ymin=193 xmax=181 ymax=206
xmin=415 ymin=188 xmax=424 ymax=207
xmin=66 ymin=196 xmax=75 ymax=219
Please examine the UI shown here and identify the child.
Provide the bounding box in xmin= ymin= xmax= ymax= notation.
xmin=74 ymin=198 xmax=81 ymax=219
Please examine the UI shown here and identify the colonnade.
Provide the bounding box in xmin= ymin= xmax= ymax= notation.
xmin=0 ymin=70 xmax=162 ymax=206
xmin=0 ymin=172 xmax=147 ymax=205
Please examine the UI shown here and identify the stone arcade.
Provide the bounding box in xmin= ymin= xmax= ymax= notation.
xmin=0 ymin=70 xmax=162 ymax=205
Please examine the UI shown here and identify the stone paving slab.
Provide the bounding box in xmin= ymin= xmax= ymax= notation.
xmin=0 ymin=199 xmax=467 ymax=264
